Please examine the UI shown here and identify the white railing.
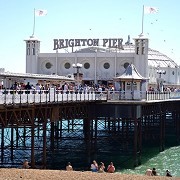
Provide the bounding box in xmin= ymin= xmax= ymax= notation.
xmin=0 ymin=89 xmax=105 ymax=105
xmin=146 ymin=91 xmax=171 ymax=101
xmin=0 ymin=89 xmax=180 ymax=105
xmin=107 ymin=91 xmax=180 ymax=101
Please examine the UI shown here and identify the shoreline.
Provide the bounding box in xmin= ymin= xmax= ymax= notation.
xmin=0 ymin=168 xmax=178 ymax=180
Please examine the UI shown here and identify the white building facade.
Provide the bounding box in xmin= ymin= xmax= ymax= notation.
xmin=25 ymin=34 xmax=180 ymax=91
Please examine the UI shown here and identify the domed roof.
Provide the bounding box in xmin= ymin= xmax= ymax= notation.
xmin=148 ymin=48 xmax=178 ymax=68
xmin=74 ymin=45 xmax=178 ymax=68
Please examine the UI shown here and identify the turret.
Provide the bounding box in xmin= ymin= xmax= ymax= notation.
xmin=24 ymin=35 xmax=40 ymax=74
xmin=133 ymin=33 xmax=149 ymax=78
xmin=133 ymin=33 xmax=149 ymax=91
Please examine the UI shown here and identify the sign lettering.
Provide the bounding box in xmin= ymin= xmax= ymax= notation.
xmin=53 ymin=38 xmax=123 ymax=50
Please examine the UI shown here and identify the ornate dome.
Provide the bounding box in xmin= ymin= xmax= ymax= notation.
xmin=74 ymin=45 xmax=179 ymax=68
xmin=148 ymin=48 xmax=178 ymax=68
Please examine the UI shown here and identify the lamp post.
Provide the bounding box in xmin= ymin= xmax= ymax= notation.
xmin=157 ymin=69 xmax=166 ymax=92
xmin=72 ymin=63 xmax=82 ymax=89
xmin=157 ymin=69 xmax=166 ymax=78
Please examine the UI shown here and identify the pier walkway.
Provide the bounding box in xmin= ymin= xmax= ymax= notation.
xmin=0 ymin=89 xmax=180 ymax=169
xmin=0 ymin=89 xmax=180 ymax=105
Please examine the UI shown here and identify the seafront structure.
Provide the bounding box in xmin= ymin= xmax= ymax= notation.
xmin=0 ymin=69 xmax=74 ymax=90
xmin=0 ymin=87 xmax=180 ymax=169
xmin=25 ymin=34 xmax=180 ymax=91
xmin=0 ymin=34 xmax=179 ymax=170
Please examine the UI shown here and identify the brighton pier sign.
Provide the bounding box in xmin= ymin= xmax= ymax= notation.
xmin=53 ymin=38 xmax=123 ymax=50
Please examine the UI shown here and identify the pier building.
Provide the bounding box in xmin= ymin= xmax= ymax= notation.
xmin=25 ymin=34 xmax=180 ymax=91
xmin=0 ymin=33 xmax=179 ymax=171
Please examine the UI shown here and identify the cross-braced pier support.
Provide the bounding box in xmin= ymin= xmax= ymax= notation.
xmin=0 ymin=100 xmax=179 ymax=169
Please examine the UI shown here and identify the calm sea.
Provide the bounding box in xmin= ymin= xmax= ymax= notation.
xmin=119 ymin=146 xmax=180 ymax=177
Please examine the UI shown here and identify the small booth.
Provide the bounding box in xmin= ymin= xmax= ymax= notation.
xmin=114 ymin=64 xmax=147 ymax=100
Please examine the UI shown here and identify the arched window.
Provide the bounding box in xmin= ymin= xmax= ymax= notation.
xmin=84 ymin=62 xmax=90 ymax=69
xmin=45 ymin=62 xmax=52 ymax=69
xmin=104 ymin=63 xmax=110 ymax=69
xmin=64 ymin=62 xmax=70 ymax=69
xmin=124 ymin=62 xmax=129 ymax=69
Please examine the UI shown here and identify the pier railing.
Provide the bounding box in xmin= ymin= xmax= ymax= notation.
xmin=0 ymin=89 xmax=107 ymax=105
xmin=107 ymin=91 xmax=180 ymax=101
xmin=0 ymin=89 xmax=180 ymax=105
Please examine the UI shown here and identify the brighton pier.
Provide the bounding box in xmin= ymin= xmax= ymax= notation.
xmin=53 ymin=38 xmax=124 ymax=50
xmin=0 ymin=88 xmax=180 ymax=169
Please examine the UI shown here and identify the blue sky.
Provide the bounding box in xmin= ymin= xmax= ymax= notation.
xmin=0 ymin=0 xmax=179 ymax=73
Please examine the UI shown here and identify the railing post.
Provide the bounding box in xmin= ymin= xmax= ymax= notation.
xmin=71 ymin=90 xmax=73 ymax=101
xmin=48 ymin=89 xmax=50 ymax=102
xmin=67 ymin=91 xmax=68 ymax=102
xmin=54 ymin=88 xmax=55 ymax=102
xmin=146 ymin=91 xmax=148 ymax=101
xmin=26 ymin=89 xmax=29 ymax=103
xmin=4 ymin=88 xmax=7 ymax=104
xmin=45 ymin=90 xmax=47 ymax=103
xmin=12 ymin=90 xmax=15 ymax=105
xmin=33 ymin=90 xmax=36 ymax=103
xmin=19 ymin=90 xmax=21 ymax=104
xmin=56 ymin=89 xmax=59 ymax=102
xmin=40 ymin=90 xmax=42 ymax=103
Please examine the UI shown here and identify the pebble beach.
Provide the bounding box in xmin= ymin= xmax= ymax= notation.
xmin=0 ymin=168 xmax=179 ymax=180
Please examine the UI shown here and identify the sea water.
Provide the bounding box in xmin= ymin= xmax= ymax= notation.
xmin=120 ymin=146 xmax=180 ymax=177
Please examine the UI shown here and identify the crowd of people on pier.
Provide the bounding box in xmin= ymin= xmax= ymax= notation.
xmin=2 ymin=80 xmax=180 ymax=95
xmin=148 ymin=86 xmax=180 ymax=92
xmin=2 ymin=81 xmax=114 ymax=94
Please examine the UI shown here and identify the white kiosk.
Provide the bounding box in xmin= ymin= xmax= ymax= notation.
xmin=114 ymin=64 xmax=147 ymax=100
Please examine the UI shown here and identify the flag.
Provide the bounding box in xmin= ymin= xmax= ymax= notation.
xmin=144 ymin=6 xmax=158 ymax=14
xmin=35 ymin=9 xmax=47 ymax=16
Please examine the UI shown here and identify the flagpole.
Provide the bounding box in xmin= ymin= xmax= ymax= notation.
xmin=141 ymin=5 xmax=144 ymax=34
xmin=32 ymin=8 xmax=36 ymax=36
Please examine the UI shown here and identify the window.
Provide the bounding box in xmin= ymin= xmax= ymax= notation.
xmin=142 ymin=40 xmax=146 ymax=46
xmin=136 ymin=47 xmax=139 ymax=55
xmin=135 ymin=40 xmax=140 ymax=46
xmin=133 ymin=82 xmax=137 ymax=90
xmin=142 ymin=47 xmax=145 ymax=54
xmin=45 ymin=62 xmax=52 ymax=69
xmin=84 ymin=62 xmax=90 ymax=69
xmin=172 ymin=71 xmax=175 ymax=75
xmin=126 ymin=82 xmax=131 ymax=90
xmin=27 ymin=48 xmax=30 ymax=55
xmin=104 ymin=63 xmax=110 ymax=69
xmin=64 ymin=62 xmax=70 ymax=69
xmin=124 ymin=62 xmax=129 ymax=69
xmin=32 ymin=48 xmax=35 ymax=55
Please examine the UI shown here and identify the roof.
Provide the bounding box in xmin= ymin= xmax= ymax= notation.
xmin=24 ymin=35 xmax=40 ymax=41
xmin=0 ymin=72 xmax=74 ymax=81
xmin=74 ymin=45 xmax=178 ymax=68
xmin=148 ymin=48 xmax=178 ymax=68
xmin=114 ymin=64 xmax=147 ymax=80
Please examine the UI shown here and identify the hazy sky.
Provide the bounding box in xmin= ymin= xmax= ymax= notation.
xmin=0 ymin=0 xmax=179 ymax=73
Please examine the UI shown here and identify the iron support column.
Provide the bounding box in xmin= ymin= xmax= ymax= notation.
xmin=42 ymin=119 xmax=47 ymax=169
